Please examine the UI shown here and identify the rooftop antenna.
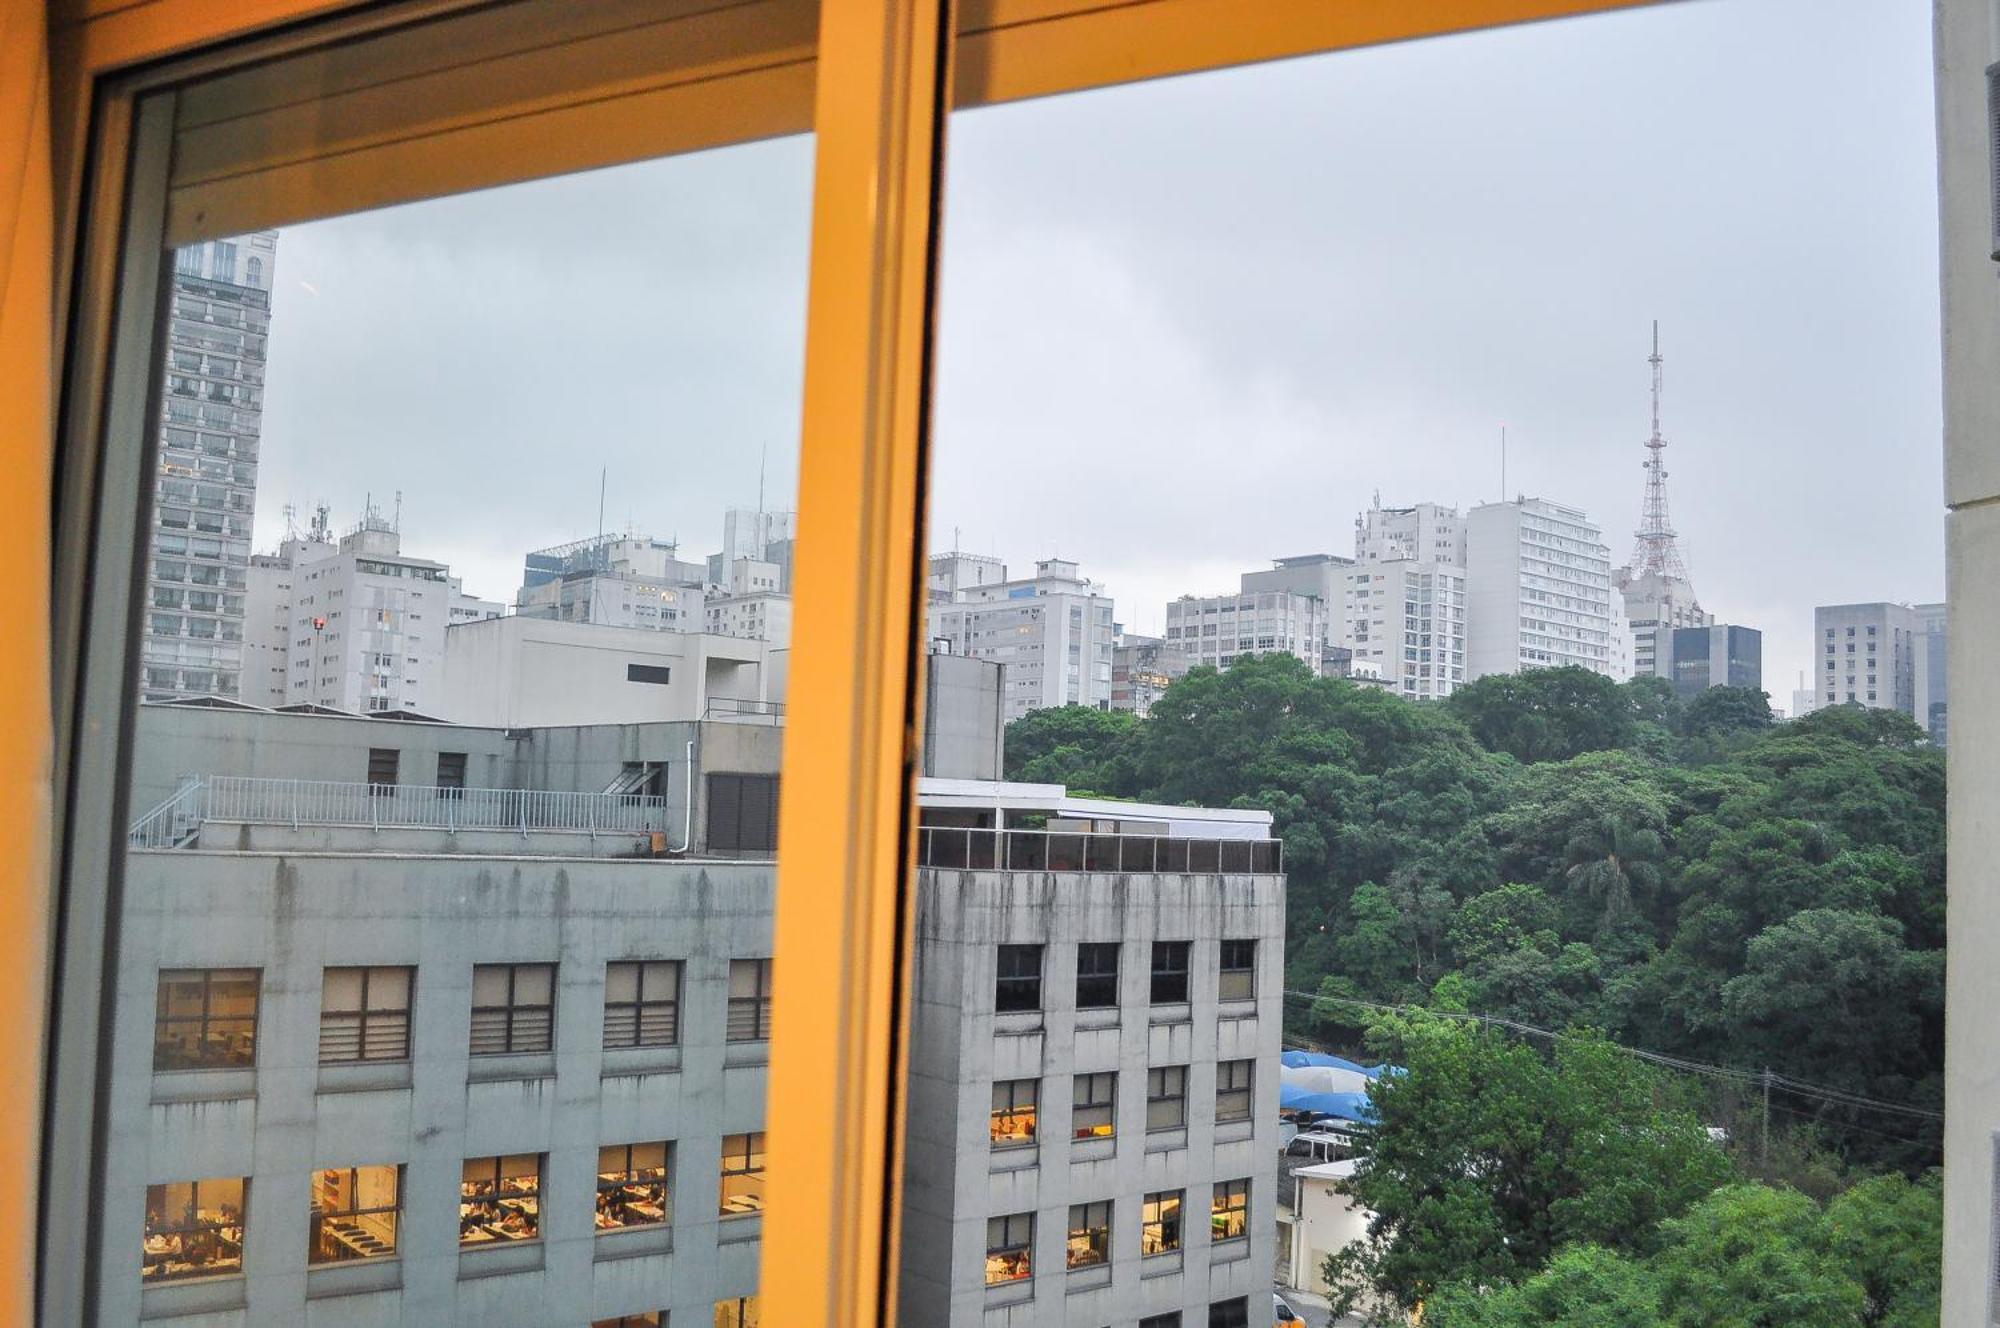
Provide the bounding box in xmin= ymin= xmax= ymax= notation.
xmin=1500 ymin=425 xmax=1507 ymax=502
xmin=1630 ymin=321 xmax=1691 ymax=583
xmin=393 ymin=489 xmax=402 ymax=534
xmin=591 ymin=467 xmax=607 ymax=623
xmin=282 ymin=501 xmax=297 ymax=540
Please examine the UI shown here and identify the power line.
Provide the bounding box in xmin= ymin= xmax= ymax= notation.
xmin=1279 ymin=987 xmax=1942 ymax=1123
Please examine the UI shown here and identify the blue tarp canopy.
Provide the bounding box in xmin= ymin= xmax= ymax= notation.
xmin=1280 ymin=1050 xmax=1385 ymax=1076
xmin=1279 ymin=1085 xmax=1375 ymax=1122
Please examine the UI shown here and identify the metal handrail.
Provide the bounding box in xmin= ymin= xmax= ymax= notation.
xmin=915 ymin=826 xmax=1282 ymax=875
xmin=129 ymin=775 xmax=672 ymax=847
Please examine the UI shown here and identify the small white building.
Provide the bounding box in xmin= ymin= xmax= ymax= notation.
xmin=1279 ymin=1159 xmax=1372 ymax=1298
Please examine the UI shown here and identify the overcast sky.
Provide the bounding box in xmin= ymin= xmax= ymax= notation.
xmin=257 ymin=0 xmax=1941 ymax=712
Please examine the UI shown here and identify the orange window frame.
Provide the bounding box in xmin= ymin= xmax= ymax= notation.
xmin=8 ymin=1 xmax=1669 ymax=1324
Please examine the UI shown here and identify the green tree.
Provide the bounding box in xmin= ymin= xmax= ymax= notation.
xmin=1445 ymin=666 xmax=1637 ymax=764
xmin=1825 ymin=1170 xmax=1941 ymax=1327
xmin=1424 ymin=1246 xmax=1663 ymax=1328
xmin=1680 ymin=685 xmax=1774 ymax=739
xmin=1652 ymin=1185 xmax=1866 ymax=1327
xmin=1000 ymin=704 xmax=1140 ymax=793
xmin=1323 ymin=1020 xmax=1732 ymax=1317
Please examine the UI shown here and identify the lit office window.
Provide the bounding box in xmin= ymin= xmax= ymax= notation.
xmin=459 ymin=1154 xmax=541 ymax=1243
xmin=307 ymin=1165 xmax=401 ymax=1262
xmin=719 ymin=1132 xmax=766 ymax=1216
xmin=715 ymin=1298 xmax=760 ymax=1328
xmin=594 ymin=1316 xmax=664 ymax=1328
xmin=1141 ymin=1190 xmax=1183 ymax=1256
xmin=318 ymin=966 xmax=412 ymax=1063
xmin=984 ymin=1212 xmax=1033 ymax=1284
xmin=597 ymin=1142 xmax=671 ymax=1230
xmin=142 ymin=1179 xmax=246 ymax=1282
xmin=469 ymin=963 xmax=554 ymax=1054
xmin=153 ymin=969 xmax=259 ymax=1070
xmin=1066 ymin=1200 xmax=1110 ymax=1268
xmin=990 ymin=1079 xmax=1038 ymax=1148
xmin=1211 ymin=1179 xmax=1249 ymax=1242
xmin=1072 ymin=1072 xmax=1116 ymax=1138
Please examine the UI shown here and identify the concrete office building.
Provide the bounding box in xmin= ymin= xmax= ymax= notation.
xmin=929 ymin=551 xmax=1008 ymax=601
xmin=1352 ymin=500 xmax=1464 ymax=568
xmin=1617 ymin=569 xmax=1710 ymax=680
xmin=142 ymin=231 xmax=280 ymax=704
xmin=900 ymin=780 xmax=1285 ymax=1327
xmin=1916 ymin=601 xmax=1948 ymax=744
xmin=1240 ymin=553 xmax=1357 ymax=606
xmin=706 ymin=508 xmax=797 ymax=591
xmin=1936 ymin=0 xmax=1999 ymax=1310
xmin=928 ymin=558 xmax=1118 ymax=722
xmin=1668 ymin=623 xmax=1763 ymax=700
xmin=923 ymin=654 xmax=1007 ymax=780
xmin=1813 ymin=602 xmax=1946 ymax=732
xmin=704 ymin=559 xmax=794 ymax=648
xmin=1110 ymin=634 xmax=1189 ymax=718
xmin=1341 ymin=560 xmax=1467 ymax=701
xmin=250 ymin=508 xmax=503 ymax=714
xmin=438 ymin=616 xmax=780 ymax=729
xmin=517 ymin=534 xmax=708 ymax=634
xmin=112 ymin=702 xmax=782 ymax=1328
xmin=1464 ymin=498 xmax=1621 ymax=680
xmin=1163 ymin=590 xmax=1327 ymax=676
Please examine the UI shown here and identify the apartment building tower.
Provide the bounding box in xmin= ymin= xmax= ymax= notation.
xmin=1814 ymin=601 xmax=1946 ymax=740
xmin=142 ymin=231 xmax=279 ymax=703
xmin=517 ymin=534 xmax=708 ymax=634
xmin=1336 ymin=501 xmax=1468 ymax=700
xmin=1110 ymin=634 xmax=1190 ymax=718
xmin=1464 ymin=497 xmax=1622 ymax=680
xmin=1163 ymin=590 xmax=1327 ymax=676
xmin=928 ymin=558 xmax=1118 ymax=721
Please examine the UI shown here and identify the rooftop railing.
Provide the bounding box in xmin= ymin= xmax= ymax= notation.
xmin=129 ymin=775 xmax=671 ymax=848
xmin=916 ymin=825 xmax=1282 ymax=875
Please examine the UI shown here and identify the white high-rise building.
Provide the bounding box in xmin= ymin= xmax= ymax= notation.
xmin=517 ymin=534 xmax=708 ymax=633
xmin=251 ymin=509 xmax=502 ymax=713
xmin=928 ymin=558 xmax=1116 ymax=721
xmin=142 ymin=231 xmax=280 ymax=703
xmin=1464 ymin=497 xmax=1619 ymax=680
xmin=1163 ymin=590 xmax=1327 ymax=675
xmin=1334 ymin=501 xmax=1469 ymax=699
xmin=706 ymin=508 xmax=797 ymax=589
xmin=1814 ymin=601 xmax=1946 ymax=741
xmin=1617 ymin=569 xmax=1710 ymax=679
xmin=705 ymin=558 xmax=793 ymax=647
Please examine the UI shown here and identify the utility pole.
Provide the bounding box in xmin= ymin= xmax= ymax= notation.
xmin=1760 ymin=1066 xmax=1773 ymax=1168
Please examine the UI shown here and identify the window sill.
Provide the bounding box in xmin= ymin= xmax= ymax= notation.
xmin=1144 ymin=1126 xmax=1188 ymax=1153
xmin=151 ymin=1068 xmax=255 ymax=1104
xmin=993 ymin=1010 xmax=1043 ymax=1033
xmin=304 ymin=1257 xmax=402 ymax=1299
xmin=602 ymin=1044 xmax=681 ymax=1078
xmin=594 ymin=1223 xmax=673 ymax=1260
xmin=140 ymin=1274 xmax=246 ymax=1319
xmin=1065 ymin=1261 xmax=1112 ymax=1292
xmin=983 ymin=1277 xmax=1035 ymax=1306
xmin=1139 ymin=1249 xmax=1184 ymax=1279
xmin=458 ymin=1238 xmax=544 ymax=1278
xmin=1211 ymin=1237 xmax=1250 ymax=1264
xmin=1073 ymin=1009 xmax=1120 ymax=1030
xmin=466 ymin=1051 xmax=555 ymax=1083
xmin=1147 ymin=1003 xmax=1191 ymax=1024
xmin=1069 ymin=1133 xmax=1115 ymax=1162
xmin=1212 ymin=1117 xmax=1254 ymax=1144
xmin=990 ymin=1143 xmax=1039 ymax=1172
xmin=716 ymin=1211 xmax=764 ymax=1244
xmin=317 ymin=1060 xmax=412 ymax=1094
xmin=722 ymin=1040 xmax=769 ymax=1068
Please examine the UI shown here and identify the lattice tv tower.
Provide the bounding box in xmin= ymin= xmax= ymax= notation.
xmin=1630 ymin=320 xmax=1690 ymax=583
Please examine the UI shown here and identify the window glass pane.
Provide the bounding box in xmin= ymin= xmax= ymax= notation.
xmin=111 ymin=49 xmax=813 ymax=1321
xmin=143 ymin=1178 xmax=246 ymax=1282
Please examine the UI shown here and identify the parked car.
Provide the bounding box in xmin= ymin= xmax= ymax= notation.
xmin=1274 ymin=1292 xmax=1305 ymax=1324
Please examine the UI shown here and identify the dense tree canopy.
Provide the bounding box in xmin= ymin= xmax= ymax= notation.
xmin=1003 ymin=655 xmax=1945 ymax=1169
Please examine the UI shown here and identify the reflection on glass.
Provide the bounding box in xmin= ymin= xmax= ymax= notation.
xmin=990 ymin=1079 xmax=1037 ymax=1148
xmin=603 ymin=960 xmax=680 ymax=1049
xmin=1210 ymin=1179 xmax=1248 ymax=1242
xmin=1141 ymin=1189 xmax=1182 ymax=1256
xmin=718 ymin=1132 xmax=765 ymax=1216
xmin=597 ymin=1142 xmax=671 ymax=1230
xmin=318 ymin=966 xmax=412 ymax=1063
xmin=1149 ymin=941 xmax=1190 ymax=1004
xmin=308 ymin=1165 xmax=400 ymax=1262
xmin=142 ymin=1178 xmax=246 ymax=1281
xmin=153 ymin=968 xmax=259 ymax=1070
xmin=460 ymin=1154 xmax=541 ymax=1244
xmin=1074 ymin=942 xmax=1119 ymax=1008
xmin=1066 ymin=1200 xmax=1110 ymax=1269
xmin=1072 ymin=1072 xmax=1116 ymax=1138
xmin=984 ymin=1212 xmax=1033 ymax=1284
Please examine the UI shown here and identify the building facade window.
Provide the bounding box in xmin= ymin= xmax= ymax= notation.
xmin=1218 ymin=939 xmax=1255 ymax=1002
xmin=1209 ymin=1298 xmax=1251 ymax=1328
xmin=1211 ymin=1179 xmax=1249 ymax=1242
xmin=459 ymin=1155 xmax=541 ymax=1243
xmin=706 ymin=772 xmax=779 ymax=852
xmin=365 ymin=746 xmax=399 ymax=788
xmin=995 ymin=944 xmax=1043 ymax=1013
xmin=726 ymin=958 xmax=773 ymax=1041
xmin=593 ymin=1316 xmax=664 ymax=1328
xmin=991 ymin=1079 xmax=1038 ymax=1148
xmin=308 ymin=1165 xmax=401 ymax=1262
xmin=154 ymin=968 xmax=259 ymax=1070
xmin=719 ymin=1132 xmax=766 ymax=1216
xmin=1150 ymin=941 xmax=1191 ymax=1004
xmin=1147 ymin=1065 xmax=1188 ymax=1131
xmin=985 ymin=1212 xmax=1033 ymax=1284
xmin=1072 ymin=1072 xmax=1116 ymax=1138
xmin=436 ymin=750 xmax=467 ymax=790
xmin=143 ymin=1178 xmax=245 ymax=1282
xmin=1066 ymin=1200 xmax=1110 ymax=1269
xmin=318 ymin=966 xmax=412 ymax=1063
xmin=1075 ymin=942 xmax=1119 ymax=1008
xmin=469 ymin=963 xmax=554 ymax=1054
xmin=1141 ymin=1190 xmax=1184 ymax=1256
xmin=715 ymin=1295 xmax=761 ymax=1327
xmin=604 ymin=960 xmax=681 ymax=1048
xmin=1140 ymin=1317 xmax=1183 ymax=1328
xmin=1216 ymin=1059 xmax=1254 ymax=1122
xmin=596 ymin=1142 xmax=670 ymax=1230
